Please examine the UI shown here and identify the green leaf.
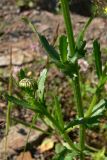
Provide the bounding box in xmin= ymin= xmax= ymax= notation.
xmin=59 ymin=35 xmax=68 ymax=63
xmin=72 ymin=17 xmax=93 ymax=63
xmin=37 ymin=69 xmax=47 ymax=102
xmin=55 ymin=143 xmax=66 ymax=154
xmin=93 ymin=39 xmax=102 ymax=79
xmin=97 ymin=76 xmax=107 ymax=92
xmin=39 ymin=34 xmax=60 ymax=61
xmin=57 ymin=61 xmax=76 ymax=78
xmin=76 ymin=17 xmax=93 ymax=47
xmin=71 ymin=40 xmax=86 ymax=63
xmin=18 ymin=69 xmax=26 ymax=80
xmin=91 ymin=99 xmax=107 ymax=117
xmin=65 ymin=115 xmax=101 ymax=131
xmin=54 ymin=144 xmax=77 ymax=160
xmin=6 ymin=94 xmax=41 ymax=112
xmin=92 ymin=148 xmax=106 ymax=160
xmin=54 ymin=97 xmax=64 ymax=130
xmin=64 ymin=152 xmax=77 ymax=160
xmin=22 ymin=17 xmax=60 ymax=61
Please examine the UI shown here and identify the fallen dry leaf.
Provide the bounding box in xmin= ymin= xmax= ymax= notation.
xmin=37 ymin=138 xmax=55 ymax=153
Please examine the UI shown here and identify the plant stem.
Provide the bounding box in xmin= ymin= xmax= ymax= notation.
xmin=22 ymin=114 xmax=38 ymax=160
xmin=72 ymin=69 xmax=85 ymax=160
xmin=5 ymin=47 xmax=12 ymax=160
xmin=60 ymin=0 xmax=85 ymax=159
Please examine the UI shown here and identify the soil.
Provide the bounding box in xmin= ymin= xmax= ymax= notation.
xmin=0 ymin=0 xmax=107 ymax=160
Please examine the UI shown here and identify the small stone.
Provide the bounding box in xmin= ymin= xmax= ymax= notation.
xmin=0 ymin=123 xmax=48 ymax=157
xmin=17 ymin=152 xmax=34 ymax=160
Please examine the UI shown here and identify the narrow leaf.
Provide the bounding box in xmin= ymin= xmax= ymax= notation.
xmin=54 ymin=97 xmax=64 ymax=130
xmin=76 ymin=17 xmax=93 ymax=47
xmin=22 ymin=17 xmax=60 ymax=61
xmin=6 ymin=95 xmax=41 ymax=112
xmin=59 ymin=35 xmax=68 ymax=63
xmin=65 ymin=115 xmax=101 ymax=131
xmin=39 ymin=34 xmax=60 ymax=61
xmin=93 ymin=39 xmax=102 ymax=79
xmin=91 ymin=99 xmax=107 ymax=116
xmin=37 ymin=69 xmax=47 ymax=102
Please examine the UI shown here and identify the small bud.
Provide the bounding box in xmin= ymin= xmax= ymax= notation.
xmin=19 ymin=78 xmax=36 ymax=89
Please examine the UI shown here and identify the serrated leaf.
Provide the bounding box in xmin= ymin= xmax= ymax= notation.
xmin=37 ymin=69 xmax=47 ymax=102
xmin=59 ymin=35 xmax=68 ymax=63
xmin=54 ymin=97 xmax=64 ymax=130
xmin=38 ymin=34 xmax=60 ymax=61
xmin=22 ymin=17 xmax=60 ymax=61
xmin=6 ymin=94 xmax=41 ymax=112
xmin=93 ymin=39 xmax=102 ymax=79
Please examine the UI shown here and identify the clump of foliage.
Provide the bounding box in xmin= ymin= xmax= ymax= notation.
xmin=6 ymin=0 xmax=107 ymax=159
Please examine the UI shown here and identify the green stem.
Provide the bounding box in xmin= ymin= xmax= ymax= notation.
xmin=72 ymin=69 xmax=85 ymax=160
xmin=5 ymin=50 xmax=13 ymax=160
xmin=72 ymin=69 xmax=84 ymax=117
xmin=60 ymin=0 xmax=85 ymax=159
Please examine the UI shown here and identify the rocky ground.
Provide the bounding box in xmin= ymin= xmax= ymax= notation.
xmin=0 ymin=0 xmax=107 ymax=159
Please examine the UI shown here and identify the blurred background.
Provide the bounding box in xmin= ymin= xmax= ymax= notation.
xmin=15 ymin=0 xmax=92 ymax=16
